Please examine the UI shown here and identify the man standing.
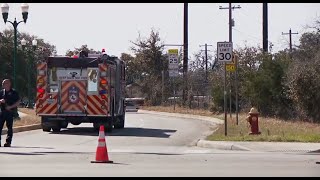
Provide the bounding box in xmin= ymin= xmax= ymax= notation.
xmin=0 ymin=79 xmax=20 ymax=147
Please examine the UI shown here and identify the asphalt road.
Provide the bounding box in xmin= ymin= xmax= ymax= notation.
xmin=0 ymin=111 xmax=319 ymax=177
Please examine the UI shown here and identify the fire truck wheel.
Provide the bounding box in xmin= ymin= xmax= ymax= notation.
xmin=42 ymin=126 xmax=51 ymax=132
xmin=60 ymin=121 xmax=68 ymax=129
xmin=114 ymin=115 xmax=125 ymax=129
xmin=52 ymin=127 xmax=61 ymax=132
xmin=41 ymin=117 xmax=51 ymax=132
xmin=105 ymin=120 xmax=113 ymax=133
xmin=93 ymin=123 xmax=100 ymax=131
xmin=70 ymin=121 xmax=81 ymax=126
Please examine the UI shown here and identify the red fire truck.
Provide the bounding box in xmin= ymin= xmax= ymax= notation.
xmin=35 ymin=50 xmax=126 ymax=132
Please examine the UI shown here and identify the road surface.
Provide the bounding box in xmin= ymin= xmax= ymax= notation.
xmin=1 ymin=111 xmax=319 ymax=177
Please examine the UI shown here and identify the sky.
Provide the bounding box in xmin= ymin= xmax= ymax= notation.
xmin=0 ymin=3 xmax=319 ymax=59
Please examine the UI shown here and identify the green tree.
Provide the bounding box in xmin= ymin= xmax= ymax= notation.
xmin=65 ymin=44 xmax=102 ymax=56
xmin=129 ymin=29 xmax=167 ymax=105
xmin=286 ymin=21 xmax=320 ymax=122
xmin=0 ymin=30 xmax=55 ymax=101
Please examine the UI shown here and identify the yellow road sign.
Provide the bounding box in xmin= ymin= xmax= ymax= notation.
xmin=168 ymin=49 xmax=178 ymax=54
xmin=226 ymin=64 xmax=236 ymax=72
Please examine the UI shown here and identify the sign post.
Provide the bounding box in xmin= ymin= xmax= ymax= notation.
xmin=226 ymin=53 xmax=237 ymax=122
xmin=217 ymin=42 xmax=233 ymax=136
xmin=168 ymin=49 xmax=179 ymax=110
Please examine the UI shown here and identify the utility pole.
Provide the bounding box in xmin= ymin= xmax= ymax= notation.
xmin=199 ymin=43 xmax=213 ymax=83
xmin=282 ymin=28 xmax=298 ymax=52
xmin=161 ymin=70 xmax=165 ymax=105
xmin=263 ymin=3 xmax=268 ymax=53
xmin=200 ymin=43 xmax=213 ymax=109
xmin=183 ymin=3 xmax=189 ymax=107
xmin=219 ymin=3 xmax=241 ymax=127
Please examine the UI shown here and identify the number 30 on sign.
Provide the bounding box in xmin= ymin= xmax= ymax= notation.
xmin=217 ymin=42 xmax=233 ymax=62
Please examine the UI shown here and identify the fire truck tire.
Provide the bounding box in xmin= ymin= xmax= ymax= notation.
xmin=52 ymin=127 xmax=61 ymax=132
xmin=41 ymin=117 xmax=52 ymax=132
xmin=114 ymin=115 xmax=125 ymax=129
xmin=105 ymin=120 xmax=113 ymax=133
xmin=93 ymin=123 xmax=100 ymax=131
xmin=42 ymin=126 xmax=51 ymax=132
xmin=70 ymin=121 xmax=81 ymax=125
xmin=60 ymin=121 xmax=68 ymax=129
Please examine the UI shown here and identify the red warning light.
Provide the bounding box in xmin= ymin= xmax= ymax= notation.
xmin=37 ymin=88 xmax=45 ymax=94
xmin=101 ymin=94 xmax=106 ymax=99
xmin=102 ymin=48 xmax=105 ymax=53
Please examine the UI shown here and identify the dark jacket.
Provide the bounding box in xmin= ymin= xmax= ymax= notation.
xmin=0 ymin=89 xmax=20 ymax=113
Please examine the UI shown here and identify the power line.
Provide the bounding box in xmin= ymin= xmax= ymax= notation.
xmin=241 ymin=7 xmax=263 ymax=25
xmin=232 ymin=28 xmax=261 ymax=43
xmin=233 ymin=27 xmax=274 ymax=45
xmin=237 ymin=9 xmax=262 ymax=27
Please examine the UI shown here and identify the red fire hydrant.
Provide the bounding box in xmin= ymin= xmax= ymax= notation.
xmin=246 ymin=107 xmax=261 ymax=135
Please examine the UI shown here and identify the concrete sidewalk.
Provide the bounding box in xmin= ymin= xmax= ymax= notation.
xmin=197 ymin=140 xmax=320 ymax=153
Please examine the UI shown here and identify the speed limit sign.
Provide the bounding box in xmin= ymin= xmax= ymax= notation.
xmin=217 ymin=42 xmax=233 ymax=62
xmin=226 ymin=64 xmax=235 ymax=72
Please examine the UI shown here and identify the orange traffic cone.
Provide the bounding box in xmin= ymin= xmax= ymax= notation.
xmin=91 ymin=125 xmax=113 ymax=163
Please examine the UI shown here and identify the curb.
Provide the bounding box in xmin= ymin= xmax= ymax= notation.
xmin=196 ymin=140 xmax=320 ymax=153
xmin=1 ymin=124 xmax=42 ymax=135
xmin=196 ymin=140 xmax=252 ymax=151
xmin=308 ymin=149 xmax=320 ymax=153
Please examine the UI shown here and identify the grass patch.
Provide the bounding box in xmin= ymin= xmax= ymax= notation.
xmin=14 ymin=108 xmax=41 ymax=127
xmin=141 ymin=106 xmax=320 ymax=143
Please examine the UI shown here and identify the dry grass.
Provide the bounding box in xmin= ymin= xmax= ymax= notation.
xmin=14 ymin=108 xmax=41 ymax=127
xmin=142 ymin=106 xmax=320 ymax=142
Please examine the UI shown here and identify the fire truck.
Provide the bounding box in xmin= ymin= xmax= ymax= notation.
xmin=35 ymin=50 xmax=126 ymax=132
